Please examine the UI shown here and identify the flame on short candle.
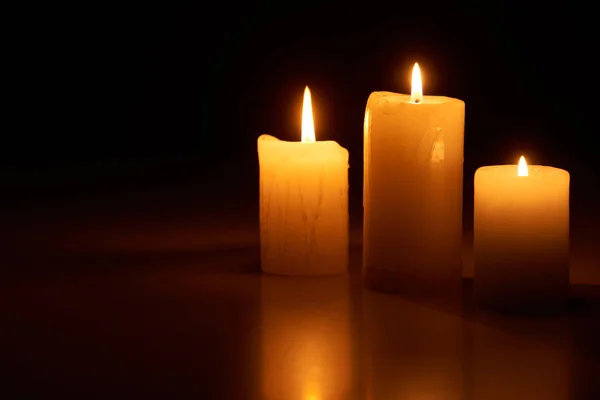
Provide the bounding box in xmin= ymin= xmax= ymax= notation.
xmin=302 ymin=86 xmax=316 ymax=143
xmin=518 ymin=155 xmax=528 ymax=176
xmin=410 ymin=62 xmax=423 ymax=104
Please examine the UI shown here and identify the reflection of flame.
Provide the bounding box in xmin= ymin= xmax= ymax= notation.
xmin=302 ymin=86 xmax=316 ymax=143
xmin=260 ymin=275 xmax=351 ymax=400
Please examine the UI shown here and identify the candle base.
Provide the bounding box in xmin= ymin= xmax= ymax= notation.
xmin=475 ymin=288 xmax=568 ymax=314
xmin=261 ymin=267 xmax=347 ymax=277
xmin=363 ymin=267 xmax=463 ymax=299
xmin=474 ymin=259 xmax=569 ymax=314
xmin=261 ymin=254 xmax=348 ymax=276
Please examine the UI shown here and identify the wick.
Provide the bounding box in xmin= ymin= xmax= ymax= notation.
xmin=414 ymin=99 xmax=420 ymax=104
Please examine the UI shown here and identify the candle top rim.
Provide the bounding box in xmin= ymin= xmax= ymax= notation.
xmin=368 ymin=91 xmax=463 ymax=105
xmin=257 ymin=134 xmax=349 ymax=159
xmin=258 ymin=134 xmax=345 ymax=146
xmin=475 ymin=164 xmax=569 ymax=178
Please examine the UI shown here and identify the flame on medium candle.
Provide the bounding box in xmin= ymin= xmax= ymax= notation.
xmin=518 ymin=156 xmax=529 ymax=176
xmin=302 ymin=86 xmax=316 ymax=143
xmin=411 ymin=62 xmax=423 ymax=104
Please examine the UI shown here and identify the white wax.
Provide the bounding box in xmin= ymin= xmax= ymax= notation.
xmin=258 ymin=134 xmax=349 ymax=275
xmin=363 ymin=92 xmax=465 ymax=294
xmin=474 ymin=164 xmax=570 ymax=311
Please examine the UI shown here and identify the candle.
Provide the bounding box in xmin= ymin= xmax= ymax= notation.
xmin=363 ymin=63 xmax=465 ymax=294
xmin=258 ymin=87 xmax=349 ymax=276
xmin=474 ymin=156 xmax=570 ymax=311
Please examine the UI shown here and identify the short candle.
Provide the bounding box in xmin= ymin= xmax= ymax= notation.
xmin=363 ymin=63 xmax=465 ymax=294
xmin=474 ymin=156 xmax=570 ymax=311
xmin=258 ymin=87 xmax=349 ymax=276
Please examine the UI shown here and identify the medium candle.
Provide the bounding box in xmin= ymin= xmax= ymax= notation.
xmin=258 ymin=87 xmax=349 ymax=276
xmin=363 ymin=63 xmax=465 ymax=294
xmin=474 ymin=156 xmax=570 ymax=311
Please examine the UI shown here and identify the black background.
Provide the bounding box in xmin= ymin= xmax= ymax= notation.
xmin=5 ymin=2 xmax=598 ymax=201
xmin=3 ymin=3 xmax=600 ymax=397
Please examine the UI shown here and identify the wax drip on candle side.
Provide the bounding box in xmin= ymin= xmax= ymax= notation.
xmin=431 ymin=126 xmax=445 ymax=163
xmin=415 ymin=125 xmax=445 ymax=165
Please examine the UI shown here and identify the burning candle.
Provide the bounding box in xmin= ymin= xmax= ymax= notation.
xmin=474 ymin=156 xmax=570 ymax=311
xmin=363 ymin=63 xmax=465 ymax=294
xmin=258 ymin=87 xmax=349 ymax=276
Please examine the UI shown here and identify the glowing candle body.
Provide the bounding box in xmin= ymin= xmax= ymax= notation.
xmin=258 ymin=88 xmax=349 ymax=276
xmin=474 ymin=159 xmax=570 ymax=310
xmin=363 ymin=68 xmax=465 ymax=293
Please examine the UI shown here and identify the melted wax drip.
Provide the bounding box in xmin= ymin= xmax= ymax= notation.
xmin=431 ymin=126 xmax=445 ymax=164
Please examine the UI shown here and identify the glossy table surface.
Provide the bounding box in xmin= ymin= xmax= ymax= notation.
xmin=2 ymin=179 xmax=599 ymax=399
xmin=3 ymin=245 xmax=600 ymax=399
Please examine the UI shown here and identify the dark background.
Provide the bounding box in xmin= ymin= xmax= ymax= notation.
xmin=5 ymin=2 xmax=598 ymax=206
xmin=2 ymin=2 xmax=600 ymax=397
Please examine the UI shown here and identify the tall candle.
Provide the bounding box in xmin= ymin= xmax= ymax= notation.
xmin=363 ymin=63 xmax=465 ymax=294
xmin=474 ymin=156 xmax=570 ymax=311
xmin=258 ymin=87 xmax=349 ymax=276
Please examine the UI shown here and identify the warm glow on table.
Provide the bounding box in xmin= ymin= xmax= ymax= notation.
xmin=363 ymin=63 xmax=465 ymax=293
xmin=258 ymin=87 xmax=349 ymax=276
xmin=260 ymin=275 xmax=351 ymax=400
xmin=474 ymin=156 xmax=570 ymax=310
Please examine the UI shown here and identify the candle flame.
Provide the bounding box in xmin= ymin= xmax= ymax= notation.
xmin=410 ymin=62 xmax=423 ymax=103
xmin=518 ymin=155 xmax=528 ymax=176
xmin=302 ymin=86 xmax=316 ymax=143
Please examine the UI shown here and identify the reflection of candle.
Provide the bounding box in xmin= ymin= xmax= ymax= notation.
xmin=474 ymin=156 xmax=570 ymax=310
xmin=362 ymin=290 xmax=465 ymax=399
xmin=258 ymin=87 xmax=349 ymax=276
xmin=363 ymin=63 xmax=465 ymax=293
xmin=260 ymin=275 xmax=352 ymax=400
xmin=470 ymin=321 xmax=569 ymax=399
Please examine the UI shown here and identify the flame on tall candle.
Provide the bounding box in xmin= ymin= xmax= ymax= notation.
xmin=411 ymin=62 xmax=423 ymax=104
xmin=518 ymin=155 xmax=529 ymax=176
xmin=302 ymin=86 xmax=316 ymax=143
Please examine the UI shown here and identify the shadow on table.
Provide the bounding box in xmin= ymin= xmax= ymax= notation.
xmin=378 ymin=277 xmax=600 ymax=339
xmin=0 ymin=248 xmax=265 ymax=399
xmin=361 ymin=281 xmax=600 ymax=399
xmin=0 ymin=246 xmax=262 ymax=286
